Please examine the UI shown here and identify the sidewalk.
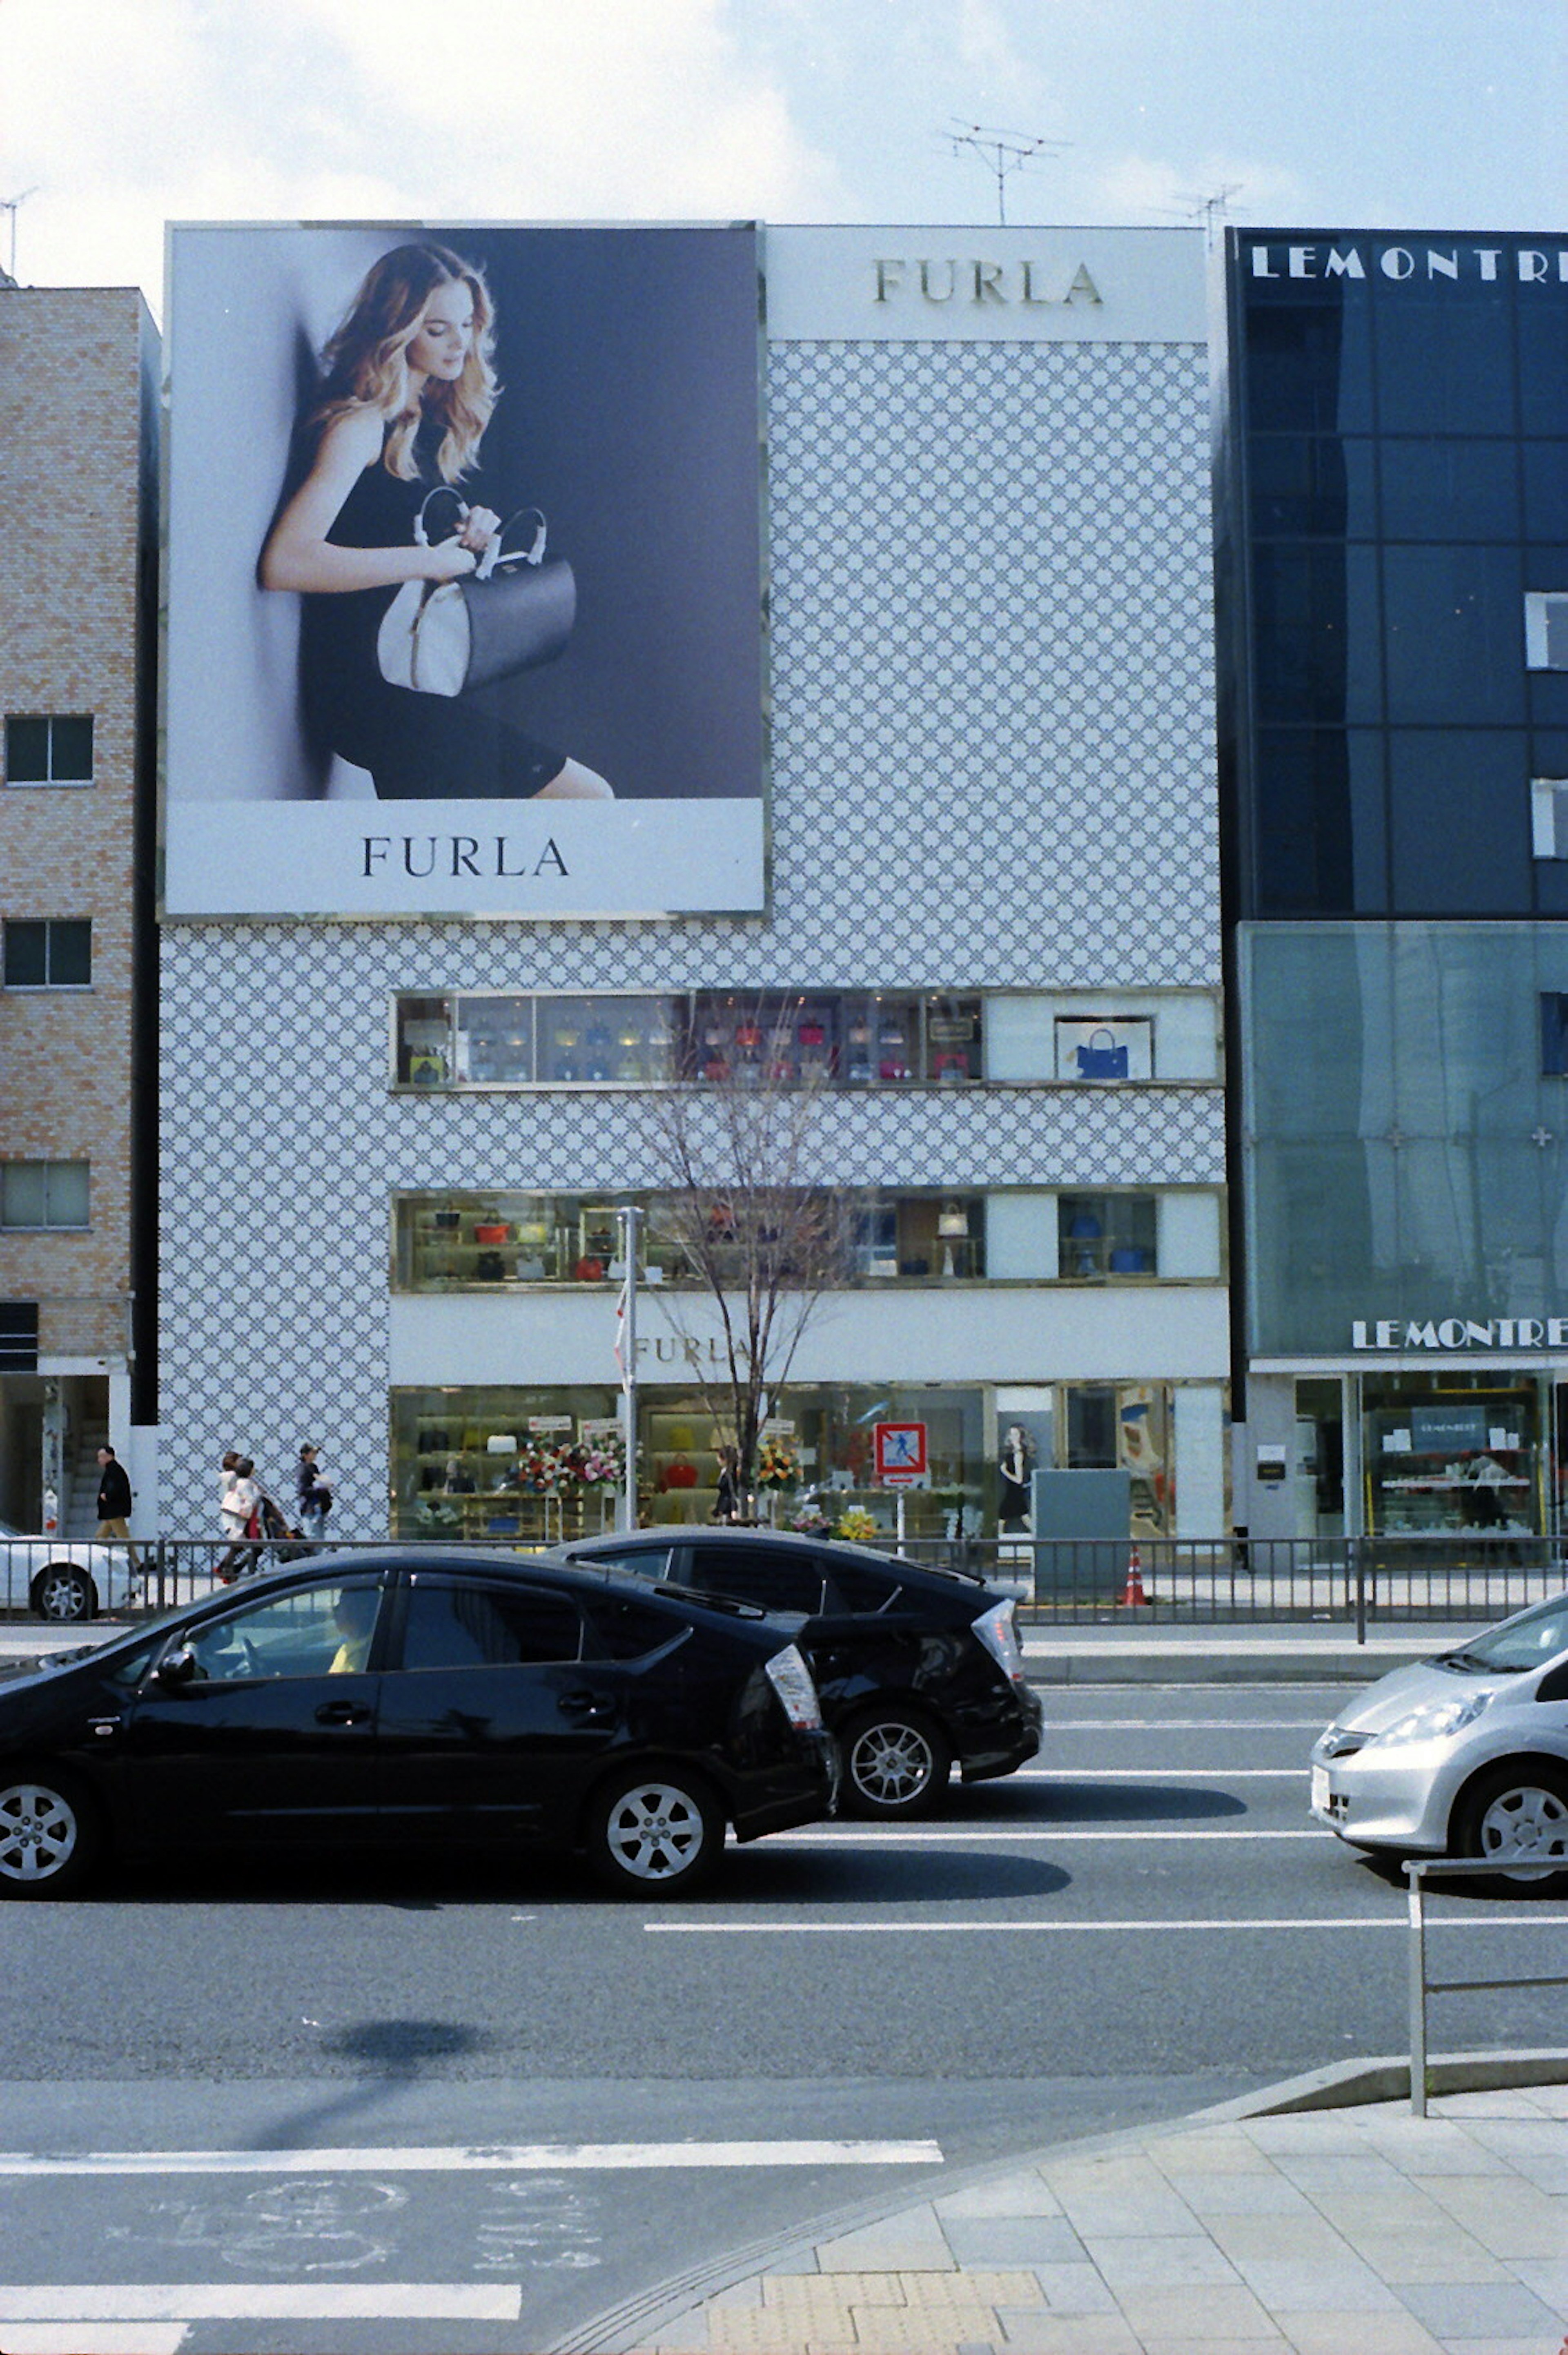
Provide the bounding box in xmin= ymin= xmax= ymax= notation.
xmin=576 ymin=2071 xmax=1568 ymax=2355
xmin=0 ymin=1617 xmax=1486 ymax=1683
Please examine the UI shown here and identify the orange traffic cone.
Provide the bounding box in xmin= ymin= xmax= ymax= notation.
xmin=1120 ymin=1545 xmax=1147 ymax=1608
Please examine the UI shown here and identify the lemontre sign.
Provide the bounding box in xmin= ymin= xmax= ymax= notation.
xmin=1352 ymin=1318 xmax=1568 ymax=1351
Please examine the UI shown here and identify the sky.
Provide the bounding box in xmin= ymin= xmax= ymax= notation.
xmin=1 ymin=0 xmax=1564 ymax=314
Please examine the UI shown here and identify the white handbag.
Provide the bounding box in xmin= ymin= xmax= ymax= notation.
xmin=377 ymin=493 xmax=576 ymax=698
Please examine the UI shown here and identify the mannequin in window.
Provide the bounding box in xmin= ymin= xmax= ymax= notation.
xmin=998 ymin=1424 xmax=1034 ymax=1531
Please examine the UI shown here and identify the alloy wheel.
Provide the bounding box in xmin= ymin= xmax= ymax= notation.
xmin=601 ymin=1780 xmax=710 ymax=1885
xmin=0 ymin=1780 xmax=80 ymax=1888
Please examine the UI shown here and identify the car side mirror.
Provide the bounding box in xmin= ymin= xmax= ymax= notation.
xmin=155 ymin=1646 xmax=198 ymax=1688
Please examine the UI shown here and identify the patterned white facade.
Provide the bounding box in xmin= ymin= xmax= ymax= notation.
xmin=158 ymin=227 xmax=1225 ymax=1536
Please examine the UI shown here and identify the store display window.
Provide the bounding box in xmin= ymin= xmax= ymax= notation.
xmin=1057 ymin=1193 xmax=1158 ymax=1279
xmin=1053 ymin=1016 xmax=1155 ymax=1081
xmin=394 ymin=1191 xmax=988 ymax=1291
xmin=393 ymin=992 xmax=983 ymax=1090
xmin=391 ymin=1383 xmax=987 ymax=1540
xmin=1362 ymin=1372 xmax=1543 ymax=1540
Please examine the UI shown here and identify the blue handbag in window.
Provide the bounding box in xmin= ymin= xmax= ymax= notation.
xmin=1076 ymin=1027 xmax=1129 ymax=1079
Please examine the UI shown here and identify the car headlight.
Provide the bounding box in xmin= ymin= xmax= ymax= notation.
xmin=764 ymin=1642 xmax=822 ymax=1731
xmin=1370 ymin=1693 xmax=1492 ymax=1748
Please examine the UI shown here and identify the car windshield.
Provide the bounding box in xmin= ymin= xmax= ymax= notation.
xmin=1442 ymin=1595 xmax=1568 ymax=1675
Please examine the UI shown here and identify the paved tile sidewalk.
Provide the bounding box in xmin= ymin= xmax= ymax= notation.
xmin=631 ymin=2085 xmax=1568 ymax=2355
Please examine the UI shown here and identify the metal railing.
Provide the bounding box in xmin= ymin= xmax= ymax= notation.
xmin=893 ymin=1534 xmax=1566 ymax=1636
xmin=1403 ymin=1857 xmax=1568 ymax=2115
xmin=2 ymin=1529 xmax=1564 ymax=1632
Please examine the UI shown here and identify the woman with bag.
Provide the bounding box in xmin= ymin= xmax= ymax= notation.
xmin=217 ymin=1455 xmax=262 ymax=1582
xmin=261 ymin=241 xmax=612 ymax=802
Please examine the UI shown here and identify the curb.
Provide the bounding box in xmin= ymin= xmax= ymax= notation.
xmin=546 ymin=2048 xmax=1568 ymax=2355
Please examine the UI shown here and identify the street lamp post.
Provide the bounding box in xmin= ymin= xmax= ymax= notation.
xmin=616 ymin=1205 xmax=640 ymax=1532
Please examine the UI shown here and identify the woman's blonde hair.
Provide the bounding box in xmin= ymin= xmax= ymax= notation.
xmin=314 ymin=242 xmax=498 ymax=483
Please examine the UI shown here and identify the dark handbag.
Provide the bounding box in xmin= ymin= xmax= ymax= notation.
xmin=1076 ymin=1026 xmax=1129 ymax=1079
xmin=377 ymin=496 xmax=575 ymax=698
xmin=475 ymin=1250 xmax=506 ymax=1281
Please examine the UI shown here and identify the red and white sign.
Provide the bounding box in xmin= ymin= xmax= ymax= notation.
xmin=873 ymin=1421 xmax=928 ymax=1484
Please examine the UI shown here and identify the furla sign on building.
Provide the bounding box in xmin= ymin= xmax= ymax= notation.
xmin=762 ymin=225 xmax=1206 ymax=343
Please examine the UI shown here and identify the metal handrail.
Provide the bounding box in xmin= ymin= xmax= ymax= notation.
xmin=1403 ymin=1857 xmax=1568 ymax=2115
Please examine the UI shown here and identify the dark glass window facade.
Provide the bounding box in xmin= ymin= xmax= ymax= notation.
xmin=1242 ymin=923 xmax=1568 ymax=1356
xmin=1224 ymin=232 xmax=1568 ymax=917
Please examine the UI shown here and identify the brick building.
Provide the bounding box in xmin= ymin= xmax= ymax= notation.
xmin=0 ymin=284 xmax=159 ymax=1534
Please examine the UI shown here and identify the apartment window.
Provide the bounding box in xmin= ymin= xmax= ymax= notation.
xmin=1524 ymin=592 xmax=1568 ymax=671
xmin=1532 ymin=780 xmax=1568 ymax=860
xmin=1542 ymin=994 xmax=1568 ymax=1076
xmin=4 ymin=715 xmax=94 ymax=786
xmin=1058 ymin=1193 xmax=1158 ymax=1279
xmin=0 ymin=1162 xmax=89 ymax=1229
xmin=3 ymin=920 xmax=91 ymax=988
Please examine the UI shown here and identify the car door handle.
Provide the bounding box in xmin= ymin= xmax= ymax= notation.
xmin=557 ymin=1689 xmax=617 ymax=1722
xmin=315 ymin=1700 xmax=373 ymax=1727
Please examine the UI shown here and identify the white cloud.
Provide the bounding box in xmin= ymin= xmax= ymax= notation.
xmin=3 ymin=0 xmax=840 ymax=305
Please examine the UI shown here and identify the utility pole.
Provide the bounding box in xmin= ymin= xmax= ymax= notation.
xmin=0 ymin=188 xmax=38 ymax=281
xmin=947 ymin=123 xmax=1067 ymax=226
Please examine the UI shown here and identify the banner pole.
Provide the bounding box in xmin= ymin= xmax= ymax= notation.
xmin=617 ymin=1206 xmax=640 ymax=1533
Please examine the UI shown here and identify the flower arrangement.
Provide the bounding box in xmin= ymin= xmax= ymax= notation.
xmin=834 ymin=1505 xmax=879 ymax=1544
xmin=516 ymin=1441 xmax=571 ymax=1496
xmin=784 ymin=1499 xmax=832 ymax=1535
xmin=756 ymin=1434 xmax=800 ymax=1488
xmin=572 ymin=1435 xmax=626 ymax=1489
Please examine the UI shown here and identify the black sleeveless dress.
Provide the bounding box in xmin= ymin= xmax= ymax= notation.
xmin=298 ymin=421 xmax=566 ymax=799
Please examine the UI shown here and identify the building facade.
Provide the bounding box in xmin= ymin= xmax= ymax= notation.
xmin=0 ymin=285 xmax=159 ymax=1536
xmin=157 ymin=224 xmax=1226 ymax=1545
xmin=1219 ymin=228 xmax=1568 ymax=1544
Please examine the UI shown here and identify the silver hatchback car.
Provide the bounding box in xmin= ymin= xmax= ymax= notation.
xmin=1311 ymin=1592 xmax=1568 ymax=1873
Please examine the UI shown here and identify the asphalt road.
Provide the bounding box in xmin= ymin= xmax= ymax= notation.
xmin=3 ymin=1684 xmax=1566 ymax=2354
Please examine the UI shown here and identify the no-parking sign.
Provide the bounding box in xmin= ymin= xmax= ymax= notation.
xmin=873 ymin=1421 xmax=928 ymax=1484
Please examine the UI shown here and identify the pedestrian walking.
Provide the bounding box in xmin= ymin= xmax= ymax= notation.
xmin=216 ymin=1454 xmax=261 ymax=1581
xmin=94 ymin=1445 xmax=143 ymax=1570
xmin=295 ymin=1443 xmax=333 ymax=1544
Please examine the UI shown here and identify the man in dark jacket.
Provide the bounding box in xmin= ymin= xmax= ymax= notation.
xmin=94 ymin=1445 xmax=141 ymax=1568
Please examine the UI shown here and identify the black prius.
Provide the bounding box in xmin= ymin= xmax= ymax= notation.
xmin=551 ymin=1529 xmax=1043 ymax=1820
xmin=0 ymin=1549 xmax=835 ymax=1900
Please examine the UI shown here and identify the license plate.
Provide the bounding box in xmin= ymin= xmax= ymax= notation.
xmin=1311 ymin=1765 xmax=1330 ymax=1815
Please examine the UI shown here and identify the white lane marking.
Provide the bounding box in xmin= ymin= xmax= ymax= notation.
xmin=0 ymin=2330 xmax=185 ymax=2354
xmin=762 ymin=1828 xmax=1322 ymax=1842
xmin=1037 ymin=1719 xmax=1332 ymax=1730
xmin=1014 ymin=1767 xmax=1304 ymax=1778
xmin=0 ymin=2139 xmax=941 ymax=2178
xmin=0 ymin=2285 xmax=518 ymax=2320
xmin=645 ymin=1914 xmax=1568 ymax=1934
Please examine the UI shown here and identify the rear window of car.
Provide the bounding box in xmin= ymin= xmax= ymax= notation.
xmin=401 ymin=1580 xmax=584 ymax=1669
xmin=581 ymin=1593 xmax=685 ymax=1659
xmin=678 ymin=1544 xmax=828 ymax=1614
xmin=576 ymin=1543 xmax=675 ymax=1583
xmin=822 ymin=1562 xmax=901 ymax=1613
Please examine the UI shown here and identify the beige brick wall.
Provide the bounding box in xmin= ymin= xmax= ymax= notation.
xmin=0 ymin=288 xmax=153 ymax=1328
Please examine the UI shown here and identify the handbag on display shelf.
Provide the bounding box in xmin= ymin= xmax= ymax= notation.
xmin=377 ymin=490 xmax=576 ymax=697
xmin=1075 ymin=1026 xmax=1130 ymax=1080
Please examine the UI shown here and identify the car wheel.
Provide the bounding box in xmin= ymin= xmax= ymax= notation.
xmin=32 ymin=1564 xmax=95 ymax=1622
xmin=586 ymin=1767 xmax=722 ymax=1897
xmin=842 ymin=1705 xmax=952 ymax=1820
xmin=1455 ymin=1762 xmax=1568 ymax=1884
xmin=0 ymin=1769 xmax=100 ymax=1898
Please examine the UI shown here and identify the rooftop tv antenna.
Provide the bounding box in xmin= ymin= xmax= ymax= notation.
xmin=1171 ymin=183 xmax=1245 ymax=247
xmin=947 ymin=122 xmax=1068 ymax=226
xmin=0 ymin=187 xmax=38 ymax=281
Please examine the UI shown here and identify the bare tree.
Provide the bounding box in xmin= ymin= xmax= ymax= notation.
xmin=643 ymin=998 xmax=851 ymax=1502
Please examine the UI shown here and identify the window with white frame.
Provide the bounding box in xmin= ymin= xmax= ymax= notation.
xmin=4 ymin=715 xmax=94 ymax=786
xmin=0 ymin=1162 xmax=90 ymax=1229
xmin=3 ymin=920 xmax=91 ymax=988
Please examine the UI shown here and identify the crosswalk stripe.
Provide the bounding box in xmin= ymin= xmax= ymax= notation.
xmin=0 ymin=2138 xmax=941 ymax=2177
xmin=0 ymin=2285 xmax=517 ymax=2320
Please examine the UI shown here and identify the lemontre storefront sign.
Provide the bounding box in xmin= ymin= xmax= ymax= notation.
xmin=1352 ymin=1318 xmax=1568 ymax=1350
